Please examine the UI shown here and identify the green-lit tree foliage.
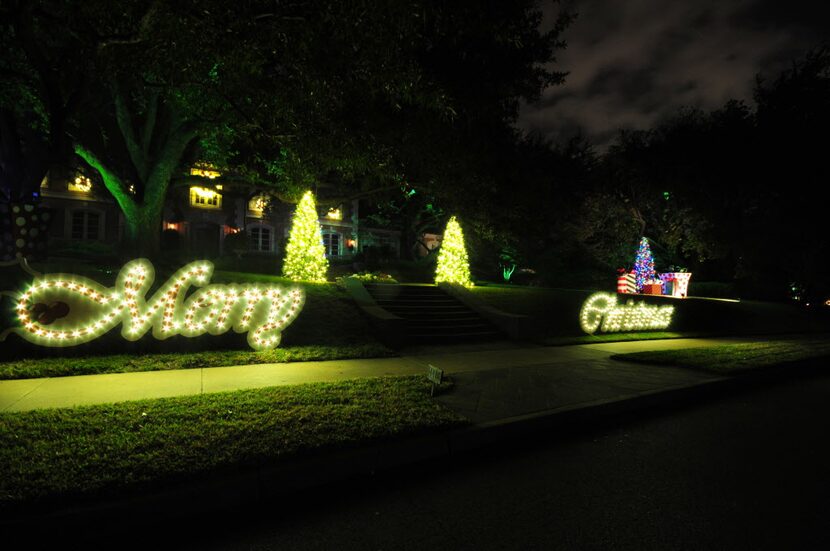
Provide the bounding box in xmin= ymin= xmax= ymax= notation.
xmin=282 ymin=191 xmax=328 ymax=282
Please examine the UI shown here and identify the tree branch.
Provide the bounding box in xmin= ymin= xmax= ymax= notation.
xmin=74 ymin=143 xmax=138 ymax=220
xmin=321 ymin=183 xmax=405 ymax=206
xmin=143 ymin=124 xmax=198 ymax=211
xmin=113 ymin=85 xmax=148 ymax=182
xmin=95 ymin=0 xmax=160 ymax=51
xmin=141 ymin=90 xmax=159 ymax=162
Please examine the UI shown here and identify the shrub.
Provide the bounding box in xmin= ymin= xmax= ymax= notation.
xmin=337 ymin=271 xmax=398 ymax=284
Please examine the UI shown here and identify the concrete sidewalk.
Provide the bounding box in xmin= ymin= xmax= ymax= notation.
xmin=0 ymin=336 xmax=756 ymax=413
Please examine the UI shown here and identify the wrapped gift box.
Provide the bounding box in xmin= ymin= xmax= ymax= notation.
xmin=659 ymin=272 xmax=692 ymax=298
xmin=642 ymin=282 xmax=663 ymax=295
xmin=617 ymin=272 xmax=637 ymax=294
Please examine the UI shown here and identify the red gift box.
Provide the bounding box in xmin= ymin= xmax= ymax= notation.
xmin=617 ymin=272 xmax=637 ymax=294
xmin=642 ymin=282 xmax=663 ymax=295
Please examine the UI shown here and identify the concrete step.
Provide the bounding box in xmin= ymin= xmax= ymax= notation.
xmin=382 ymin=303 xmax=471 ymax=311
xmin=405 ymin=318 xmax=494 ymax=331
xmin=362 ymin=283 xmax=504 ymax=344
xmin=387 ymin=310 xmax=480 ymax=322
xmin=406 ymin=331 xmax=503 ymax=342
xmin=404 ymin=316 xmax=484 ymax=326
xmin=364 ymin=285 xmax=446 ymax=296
xmin=374 ymin=298 xmax=458 ymax=305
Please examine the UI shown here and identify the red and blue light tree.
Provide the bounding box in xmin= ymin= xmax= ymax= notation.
xmin=633 ymin=237 xmax=656 ymax=291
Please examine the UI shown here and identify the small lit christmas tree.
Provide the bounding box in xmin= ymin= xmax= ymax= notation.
xmin=633 ymin=237 xmax=656 ymax=291
xmin=282 ymin=190 xmax=328 ymax=282
xmin=435 ymin=216 xmax=473 ymax=287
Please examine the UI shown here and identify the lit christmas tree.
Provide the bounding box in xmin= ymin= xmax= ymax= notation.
xmin=435 ymin=216 xmax=473 ymax=287
xmin=282 ymin=191 xmax=328 ymax=282
xmin=633 ymin=237 xmax=656 ymax=291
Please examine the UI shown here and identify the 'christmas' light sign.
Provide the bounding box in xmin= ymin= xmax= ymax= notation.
xmin=2 ymin=259 xmax=304 ymax=350
xmin=579 ymin=292 xmax=674 ymax=334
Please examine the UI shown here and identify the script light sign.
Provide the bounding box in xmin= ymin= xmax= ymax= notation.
xmin=1 ymin=259 xmax=304 ymax=351
xmin=579 ymin=292 xmax=674 ymax=334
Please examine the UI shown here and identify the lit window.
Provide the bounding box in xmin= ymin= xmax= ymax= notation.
xmin=323 ymin=233 xmax=340 ymax=256
xmin=68 ymin=175 xmax=92 ymax=193
xmin=250 ymin=227 xmax=272 ymax=252
xmin=249 ymin=195 xmax=268 ymax=214
xmin=190 ymin=166 xmax=221 ymax=179
xmin=326 ymin=207 xmax=342 ymax=220
xmin=71 ymin=211 xmax=100 ymax=240
xmin=190 ymin=186 xmax=222 ymax=208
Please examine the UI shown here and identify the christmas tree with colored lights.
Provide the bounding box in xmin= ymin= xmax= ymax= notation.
xmin=282 ymin=191 xmax=328 ymax=282
xmin=435 ymin=216 xmax=473 ymax=287
xmin=633 ymin=237 xmax=656 ymax=291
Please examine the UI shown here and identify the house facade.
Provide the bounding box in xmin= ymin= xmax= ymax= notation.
xmin=38 ymin=166 xmax=402 ymax=262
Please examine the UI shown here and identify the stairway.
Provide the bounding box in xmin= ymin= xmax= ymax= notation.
xmin=362 ymin=283 xmax=502 ymax=344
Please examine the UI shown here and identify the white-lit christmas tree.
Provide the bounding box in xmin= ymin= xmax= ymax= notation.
xmin=282 ymin=191 xmax=328 ymax=282
xmin=435 ymin=216 xmax=473 ymax=287
xmin=633 ymin=237 xmax=656 ymax=291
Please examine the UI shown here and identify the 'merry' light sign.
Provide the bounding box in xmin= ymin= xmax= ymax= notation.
xmin=579 ymin=292 xmax=674 ymax=334
xmin=1 ymin=259 xmax=304 ymax=350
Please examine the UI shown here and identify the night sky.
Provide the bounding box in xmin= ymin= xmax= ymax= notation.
xmin=518 ymin=0 xmax=830 ymax=148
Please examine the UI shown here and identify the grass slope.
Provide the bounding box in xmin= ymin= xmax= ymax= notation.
xmin=0 ymin=376 xmax=465 ymax=509
xmin=212 ymin=271 xmax=377 ymax=347
xmin=611 ymin=338 xmax=830 ymax=374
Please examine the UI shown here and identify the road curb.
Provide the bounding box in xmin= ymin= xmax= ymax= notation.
xmin=3 ymin=358 xmax=826 ymax=528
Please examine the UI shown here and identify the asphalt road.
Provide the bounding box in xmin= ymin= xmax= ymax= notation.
xmin=44 ymin=372 xmax=830 ymax=550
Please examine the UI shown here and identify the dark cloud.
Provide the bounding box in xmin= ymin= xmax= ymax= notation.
xmin=519 ymin=0 xmax=830 ymax=148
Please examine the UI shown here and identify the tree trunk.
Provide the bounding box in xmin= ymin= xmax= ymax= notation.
xmin=75 ymin=95 xmax=196 ymax=260
xmin=123 ymin=209 xmax=163 ymax=258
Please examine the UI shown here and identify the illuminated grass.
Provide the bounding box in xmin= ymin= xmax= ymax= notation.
xmin=544 ymin=332 xmax=698 ymax=346
xmin=611 ymin=339 xmax=830 ymax=374
xmin=0 ymin=376 xmax=465 ymax=508
xmin=0 ymin=343 xmax=394 ymax=380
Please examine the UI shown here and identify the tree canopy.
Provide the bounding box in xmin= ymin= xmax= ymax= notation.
xmin=2 ymin=0 xmax=573 ymax=255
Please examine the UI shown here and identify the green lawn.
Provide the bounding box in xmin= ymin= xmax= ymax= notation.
xmin=544 ymin=332 xmax=699 ymax=346
xmin=210 ymin=271 xmax=381 ymax=348
xmin=0 ymin=344 xmax=393 ymax=380
xmin=0 ymin=376 xmax=465 ymax=509
xmin=611 ymin=338 xmax=830 ymax=374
